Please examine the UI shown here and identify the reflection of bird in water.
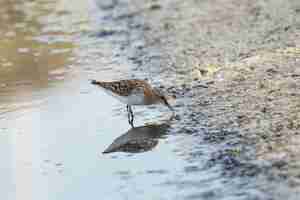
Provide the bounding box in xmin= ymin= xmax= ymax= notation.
xmin=103 ymin=123 xmax=169 ymax=154
xmin=91 ymin=79 xmax=174 ymax=127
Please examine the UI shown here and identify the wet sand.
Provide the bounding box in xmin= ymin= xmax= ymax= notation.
xmin=123 ymin=0 xmax=300 ymax=199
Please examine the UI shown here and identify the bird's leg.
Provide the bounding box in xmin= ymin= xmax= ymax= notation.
xmin=129 ymin=106 xmax=134 ymax=128
xmin=126 ymin=105 xmax=134 ymax=128
xmin=126 ymin=105 xmax=131 ymax=124
xmin=129 ymin=107 xmax=134 ymax=127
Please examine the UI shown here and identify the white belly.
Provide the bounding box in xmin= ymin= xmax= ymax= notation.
xmin=117 ymin=93 xmax=145 ymax=105
xmin=102 ymin=89 xmax=146 ymax=105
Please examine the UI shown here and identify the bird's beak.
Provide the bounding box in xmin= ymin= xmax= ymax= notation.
xmin=162 ymin=96 xmax=174 ymax=112
xmin=167 ymin=102 xmax=174 ymax=112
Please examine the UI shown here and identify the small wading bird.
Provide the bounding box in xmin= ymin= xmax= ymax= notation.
xmin=91 ymin=79 xmax=174 ymax=127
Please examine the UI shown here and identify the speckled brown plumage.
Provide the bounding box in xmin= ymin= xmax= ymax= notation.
xmin=91 ymin=79 xmax=153 ymax=97
xmin=91 ymin=79 xmax=174 ymax=127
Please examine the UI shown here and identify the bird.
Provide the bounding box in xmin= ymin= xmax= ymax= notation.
xmin=91 ymin=79 xmax=174 ymax=127
xmin=102 ymin=123 xmax=169 ymax=154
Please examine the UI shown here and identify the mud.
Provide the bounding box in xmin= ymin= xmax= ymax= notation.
xmin=104 ymin=0 xmax=300 ymax=198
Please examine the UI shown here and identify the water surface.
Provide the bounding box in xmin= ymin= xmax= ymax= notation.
xmin=0 ymin=1 xmax=231 ymax=200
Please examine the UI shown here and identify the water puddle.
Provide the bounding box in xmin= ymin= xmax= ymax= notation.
xmin=0 ymin=1 xmax=242 ymax=200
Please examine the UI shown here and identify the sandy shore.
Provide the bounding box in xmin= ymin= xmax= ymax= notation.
xmin=106 ymin=0 xmax=300 ymax=197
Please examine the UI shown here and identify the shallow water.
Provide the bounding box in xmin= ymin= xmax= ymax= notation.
xmin=0 ymin=0 xmax=261 ymax=200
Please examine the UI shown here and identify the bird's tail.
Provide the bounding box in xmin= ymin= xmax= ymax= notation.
xmin=91 ymin=79 xmax=105 ymax=87
xmin=90 ymin=80 xmax=111 ymax=90
xmin=91 ymin=79 xmax=99 ymax=85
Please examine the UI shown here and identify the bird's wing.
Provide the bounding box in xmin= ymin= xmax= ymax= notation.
xmin=92 ymin=80 xmax=144 ymax=96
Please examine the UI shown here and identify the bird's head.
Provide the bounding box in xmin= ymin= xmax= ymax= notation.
xmin=153 ymin=88 xmax=174 ymax=112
